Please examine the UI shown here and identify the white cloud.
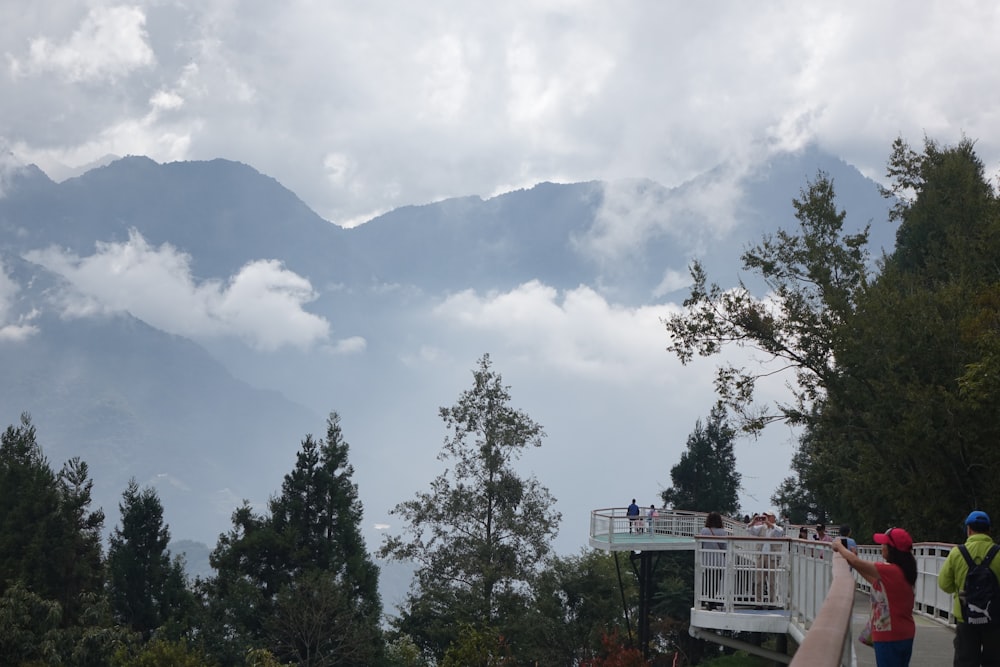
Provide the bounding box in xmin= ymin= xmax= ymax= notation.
xmin=434 ymin=280 xmax=683 ymax=383
xmin=24 ymin=229 xmax=330 ymax=350
xmin=3 ymin=3 xmax=998 ymax=226
xmin=424 ymin=279 xmax=803 ymax=535
xmin=10 ymin=5 xmax=154 ymax=83
xmin=0 ymin=261 xmax=40 ymax=342
xmin=324 ymin=336 xmax=367 ymax=355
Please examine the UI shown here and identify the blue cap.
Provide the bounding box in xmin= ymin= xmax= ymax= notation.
xmin=966 ymin=510 xmax=991 ymax=528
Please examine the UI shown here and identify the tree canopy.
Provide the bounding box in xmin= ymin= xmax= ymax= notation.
xmin=205 ymin=411 xmax=383 ymax=666
xmin=661 ymin=404 xmax=741 ymax=516
xmin=666 ymin=136 xmax=1000 ymax=541
xmin=379 ymin=354 xmax=561 ymax=660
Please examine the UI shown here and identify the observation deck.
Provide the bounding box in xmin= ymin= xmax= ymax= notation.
xmin=589 ymin=507 xmax=958 ymax=666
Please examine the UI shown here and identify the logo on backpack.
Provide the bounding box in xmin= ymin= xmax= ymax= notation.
xmin=958 ymin=544 xmax=1000 ymax=626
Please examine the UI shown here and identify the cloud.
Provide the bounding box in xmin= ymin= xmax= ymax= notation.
xmin=0 ymin=261 xmax=40 ymax=342
xmin=433 ymin=280 xmax=682 ymax=383
xmin=424 ymin=278 xmax=804 ymax=534
xmin=577 ymin=166 xmax=750 ymax=270
xmin=324 ymin=336 xmax=367 ymax=355
xmin=9 ymin=5 xmax=155 ymax=83
xmin=5 ymin=3 xmax=1000 ymax=227
xmin=24 ymin=229 xmax=330 ymax=350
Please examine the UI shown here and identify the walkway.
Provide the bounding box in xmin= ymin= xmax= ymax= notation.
xmin=851 ymin=590 xmax=954 ymax=667
xmin=589 ymin=507 xmax=959 ymax=666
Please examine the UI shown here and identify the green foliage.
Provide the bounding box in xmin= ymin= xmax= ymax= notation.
xmin=440 ymin=624 xmax=517 ymax=667
xmin=811 ymin=136 xmax=1000 ymax=539
xmin=113 ymin=637 xmax=218 ymax=666
xmin=521 ymin=549 xmax=637 ymax=665
xmin=269 ymin=413 xmax=381 ymax=621
xmin=0 ymin=582 xmax=63 ymax=665
xmin=268 ymin=569 xmax=382 ymax=666
xmin=661 ymin=404 xmax=741 ymax=515
xmin=385 ymin=634 xmax=432 ymax=667
xmin=0 ymin=414 xmax=106 ymax=627
xmin=664 ymin=172 xmax=870 ymax=435
xmin=379 ymin=354 xmax=561 ymax=661
xmin=107 ymin=479 xmax=191 ymax=639
xmin=244 ymin=647 xmax=292 ymax=666
xmin=666 ymin=136 xmax=1000 ymax=542
xmin=205 ymin=411 xmax=383 ymax=666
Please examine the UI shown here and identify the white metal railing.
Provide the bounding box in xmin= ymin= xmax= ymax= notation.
xmin=588 ymin=507 xmax=746 ymax=543
xmin=694 ymin=536 xmax=795 ymax=611
xmin=852 ymin=542 xmax=956 ymax=625
xmin=591 ymin=508 xmax=960 ymax=663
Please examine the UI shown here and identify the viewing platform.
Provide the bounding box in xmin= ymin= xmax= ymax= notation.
xmin=589 ymin=507 xmax=959 ymax=666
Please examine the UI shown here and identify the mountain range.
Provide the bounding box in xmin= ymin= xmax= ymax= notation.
xmin=0 ymin=146 xmax=895 ymax=595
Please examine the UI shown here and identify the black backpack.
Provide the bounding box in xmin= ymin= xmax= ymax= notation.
xmin=958 ymin=543 xmax=1000 ymax=625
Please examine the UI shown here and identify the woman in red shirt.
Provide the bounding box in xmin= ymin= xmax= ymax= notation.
xmin=832 ymin=527 xmax=917 ymax=666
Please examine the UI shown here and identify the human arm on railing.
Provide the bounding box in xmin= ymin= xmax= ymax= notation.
xmin=831 ymin=538 xmax=879 ymax=585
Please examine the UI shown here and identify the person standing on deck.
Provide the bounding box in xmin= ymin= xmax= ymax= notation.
xmin=833 ymin=528 xmax=916 ymax=667
xmin=939 ymin=510 xmax=1000 ymax=667
xmin=626 ymin=499 xmax=641 ymax=533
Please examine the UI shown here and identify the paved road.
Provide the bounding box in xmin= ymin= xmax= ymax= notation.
xmin=850 ymin=590 xmax=954 ymax=666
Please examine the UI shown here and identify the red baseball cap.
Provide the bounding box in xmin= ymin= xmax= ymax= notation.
xmin=873 ymin=527 xmax=913 ymax=552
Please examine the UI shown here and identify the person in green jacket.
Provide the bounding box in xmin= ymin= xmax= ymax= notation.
xmin=939 ymin=510 xmax=1000 ymax=667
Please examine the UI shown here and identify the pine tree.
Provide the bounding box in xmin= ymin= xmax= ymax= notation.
xmin=0 ymin=414 xmax=105 ymax=626
xmin=206 ymin=412 xmax=383 ymax=666
xmin=107 ymin=479 xmax=189 ymax=639
xmin=660 ymin=404 xmax=741 ymax=515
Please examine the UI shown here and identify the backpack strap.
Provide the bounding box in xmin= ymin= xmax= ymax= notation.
xmin=982 ymin=544 xmax=1000 ymax=568
xmin=958 ymin=543 xmax=1000 ymax=568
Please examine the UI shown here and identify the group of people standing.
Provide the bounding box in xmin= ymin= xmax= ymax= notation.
xmin=625 ymin=498 xmax=659 ymax=533
xmin=625 ymin=503 xmax=1000 ymax=666
xmin=832 ymin=510 xmax=1000 ymax=667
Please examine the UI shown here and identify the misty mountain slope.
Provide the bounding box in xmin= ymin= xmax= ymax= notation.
xmin=0 ymin=145 xmax=897 ymax=556
xmin=349 ymin=181 xmax=606 ymax=292
xmin=0 ymin=256 xmax=319 ymax=543
xmin=2 ymin=146 xmax=893 ymax=304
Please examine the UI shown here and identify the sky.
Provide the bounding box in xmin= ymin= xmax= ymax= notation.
xmin=3 ymin=1 xmax=1000 ymax=552
xmin=3 ymin=1 xmax=999 ymax=228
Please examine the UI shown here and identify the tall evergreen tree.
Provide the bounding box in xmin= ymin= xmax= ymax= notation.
xmin=107 ymin=479 xmax=189 ymax=639
xmin=0 ymin=414 xmax=105 ymax=626
xmin=379 ymin=354 xmax=561 ymax=661
xmin=660 ymin=404 xmax=741 ymax=515
xmin=206 ymin=411 xmax=383 ymax=666
xmin=811 ymin=137 xmax=1000 ymax=538
xmin=269 ymin=413 xmax=380 ymax=620
xmin=55 ymin=457 xmax=106 ymax=624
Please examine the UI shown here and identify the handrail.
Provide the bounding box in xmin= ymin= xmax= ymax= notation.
xmin=788 ymin=553 xmax=855 ymax=667
xmin=590 ymin=508 xmax=959 ymax=665
xmin=853 ymin=543 xmax=956 ymax=625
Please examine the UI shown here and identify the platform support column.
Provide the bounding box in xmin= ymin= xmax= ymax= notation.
xmin=631 ymin=550 xmax=655 ymax=660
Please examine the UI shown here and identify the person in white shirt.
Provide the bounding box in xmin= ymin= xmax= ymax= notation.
xmin=762 ymin=512 xmax=785 ymax=605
